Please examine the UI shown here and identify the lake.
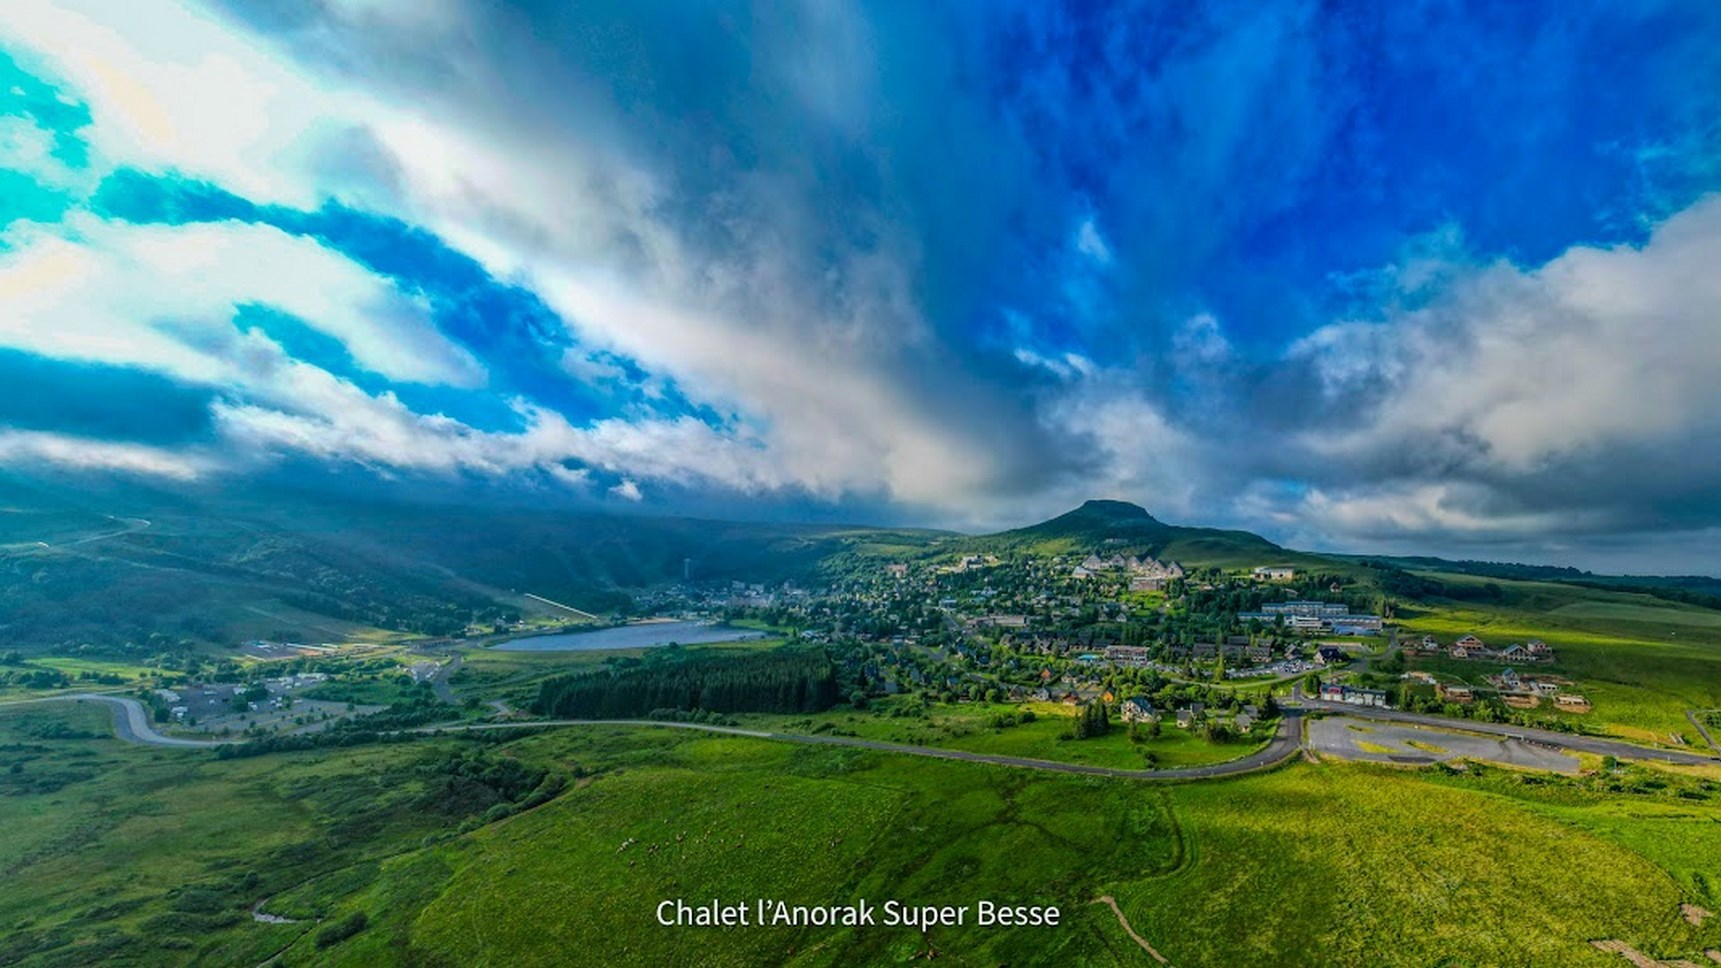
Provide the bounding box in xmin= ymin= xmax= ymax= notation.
xmin=492 ymin=620 xmax=767 ymax=652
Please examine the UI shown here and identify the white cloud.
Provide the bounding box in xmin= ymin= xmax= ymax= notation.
xmin=0 ymin=214 xmax=483 ymax=387
xmin=1293 ymin=194 xmax=1721 ymax=477
xmin=609 ymin=478 xmax=643 ymax=502
xmin=0 ymin=428 xmax=210 ymax=480
xmin=1075 ymin=216 xmax=1112 ymax=264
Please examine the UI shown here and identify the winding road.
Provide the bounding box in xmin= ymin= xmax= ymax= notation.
xmin=17 ymin=692 xmax=1719 ymax=777
xmin=17 ymin=693 xmax=1304 ymax=779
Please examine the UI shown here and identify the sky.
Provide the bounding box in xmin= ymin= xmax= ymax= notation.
xmin=1 ymin=1 xmax=1720 ymax=575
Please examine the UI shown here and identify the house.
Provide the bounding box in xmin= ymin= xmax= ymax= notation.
xmin=1451 ymin=634 xmax=1485 ymax=659
xmin=1243 ymin=704 xmax=1260 ymax=719
xmin=1555 ymin=693 xmax=1592 ymax=712
xmin=1101 ymin=690 xmax=1116 ymax=704
xmin=1252 ymin=566 xmax=1296 ymax=581
xmin=1245 ymin=645 xmax=1273 ymax=664
xmin=1120 ymin=697 xmax=1156 ymax=723
xmin=886 ymin=563 xmax=909 ymax=579
xmin=1498 ymin=644 xmax=1531 ymax=662
xmin=1175 ymin=709 xmax=1194 ymax=729
xmin=1439 ymin=684 xmax=1475 ymax=703
xmin=1193 ymin=642 xmax=1218 ymax=660
xmin=1526 ymin=639 xmax=1554 ymax=661
xmin=1061 ymin=692 xmax=1081 ymax=705
xmin=1029 ymin=688 xmax=1051 ymax=702
xmin=1190 ymin=702 xmax=1206 ymax=719
xmin=1235 ymin=713 xmax=1254 ymax=731
xmin=1315 ymin=646 xmax=1348 ymax=666
xmin=1419 ymin=635 xmax=1441 ymax=653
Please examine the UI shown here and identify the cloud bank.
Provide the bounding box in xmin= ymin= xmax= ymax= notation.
xmin=0 ymin=0 xmax=1719 ymax=573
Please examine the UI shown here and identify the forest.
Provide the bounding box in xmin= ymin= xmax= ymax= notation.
xmin=533 ymin=647 xmax=840 ymax=719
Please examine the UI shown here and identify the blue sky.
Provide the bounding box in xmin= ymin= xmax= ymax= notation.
xmin=1 ymin=1 xmax=1720 ymax=573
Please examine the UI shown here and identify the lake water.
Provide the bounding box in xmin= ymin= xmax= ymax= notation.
xmin=492 ymin=620 xmax=766 ymax=652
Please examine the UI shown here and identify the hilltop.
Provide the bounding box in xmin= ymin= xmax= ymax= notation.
xmin=962 ymin=499 xmax=1291 ymax=567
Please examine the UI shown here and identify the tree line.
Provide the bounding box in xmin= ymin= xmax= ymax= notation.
xmin=533 ymin=648 xmax=840 ymax=719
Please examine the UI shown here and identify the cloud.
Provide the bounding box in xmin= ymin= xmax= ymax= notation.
xmin=2 ymin=0 xmax=1721 ymax=572
xmin=0 ymin=214 xmax=483 ymax=387
xmin=0 ymin=427 xmax=210 ymax=479
xmin=1247 ymin=194 xmax=1721 ymax=544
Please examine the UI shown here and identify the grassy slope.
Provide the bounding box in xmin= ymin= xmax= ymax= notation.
xmin=7 ymin=703 xmax=1721 ymax=967
xmin=1394 ymin=574 xmax=1721 ymax=743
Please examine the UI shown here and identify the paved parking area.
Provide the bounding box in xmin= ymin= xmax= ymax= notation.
xmin=1309 ymin=716 xmax=1580 ymax=773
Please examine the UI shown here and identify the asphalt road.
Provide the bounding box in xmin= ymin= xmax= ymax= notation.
xmin=1295 ymin=697 xmax=1721 ymax=766
xmin=24 ymin=691 xmax=1716 ymax=776
xmin=15 ymin=693 xmax=1304 ymax=780
xmin=409 ymin=711 xmax=1309 ymax=780
xmin=25 ymin=693 xmax=226 ymax=748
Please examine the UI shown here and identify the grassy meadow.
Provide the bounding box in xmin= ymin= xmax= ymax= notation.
xmin=5 ymin=699 xmax=1721 ymax=966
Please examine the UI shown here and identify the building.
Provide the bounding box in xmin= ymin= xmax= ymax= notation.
xmin=1315 ymin=646 xmax=1348 ymax=666
xmin=1120 ymin=697 xmax=1156 ymax=723
xmin=1252 ymin=566 xmax=1296 ymax=581
xmin=1104 ymin=645 xmax=1153 ymax=667
xmin=1438 ymin=683 xmax=1475 ymax=703
xmin=1320 ymin=683 xmax=1388 ymax=707
xmin=1555 ymin=693 xmax=1592 ymax=712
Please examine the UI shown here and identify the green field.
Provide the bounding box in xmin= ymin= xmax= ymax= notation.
xmin=738 ymin=699 xmax=1268 ymax=771
xmin=5 ymin=701 xmax=1721 ymax=967
xmin=1394 ymin=577 xmax=1721 ymax=745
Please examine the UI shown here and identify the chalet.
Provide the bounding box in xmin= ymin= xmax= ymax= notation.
xmin=1168 ymin=644 xmax=1192 ymax=660
xmin=1175 ymin=709 xmax=1194 ymax=729
xmin=1220 ymin=643 xmax=1247 ymax=660
xmin=1451 ymin=634 xmax=1485 ymax=659
xmin=1193 ymin=642 xmax=1218 ymax=660
xmin=1526 ymin=639 xmax=1554 ymax=661
xmin=1245 ymin=645 xmax=1273 ymax=664
xmin=1234 ymin=712 xmax=1255 ymax=731
xmin=1555 ymin=693 xmax=1592 ymax=712
xmin=1252 ymin=566 xmax=1296 ymax=581
xmin=1190 ymin=703 xmax=1206 ymax=719
xmin=1029 ymin=688 xmax=1051 ymax=702
xmin=1243 ymin=704 xmax=1260 ymax=719
xmin=1498 ymin=644 xmax=1531 ymax=663
xmin=1419 ymin=635 xmax=1441 ymax=653
xmin=1061 ymin=692 xmax=1081 ymax=705
xmin=886 ymin=563 xmax=909 ymax=579
xmin=1315 ymin=646 xmax=1348 ymax=666
xmin=1120 ymin=697 xmax=1156 ymax=723
xmin=1438 ymin=684 xmax=1475 ymax=703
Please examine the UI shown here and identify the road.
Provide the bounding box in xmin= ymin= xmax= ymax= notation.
xmin=1294 ymin=696 xmax=1721 ymax=767
xmin=11 ymin=692 xmax=1304 ymax=780
xmin=21 ymin=691 xmax=1716 ymax=776
xmin=0 ymin=693 xmax=226 ymax=748
xmin=407 ymin=711 xmax=1309 ymax=780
